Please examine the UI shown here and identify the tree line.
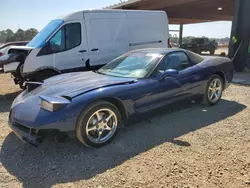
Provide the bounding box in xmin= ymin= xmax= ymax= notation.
xmin=0 ymin=28 xmax=38 ymax=43
xmin=0 ymin=28 xmax=230 ymax=46
xmin=169 ymin=34 xmax=230 ymax=45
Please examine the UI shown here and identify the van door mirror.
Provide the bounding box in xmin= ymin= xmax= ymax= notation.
xmin=44 ymin=42 xmax=53 ymax=54
xmin=37 ymin=42 xmax=53 ymax=56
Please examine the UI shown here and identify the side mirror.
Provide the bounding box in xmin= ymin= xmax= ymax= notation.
xmin=37 ymin=42 xmax=53 ymax=56
xmin=40 ymin=42 xmax=52 ymax=54
xmin=45 ymin=42 xmax=53 ymax=53
xmin=159 ymin=69 xmax=179 ymax=80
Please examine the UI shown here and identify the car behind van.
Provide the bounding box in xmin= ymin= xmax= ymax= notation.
xmin=0 ymin=9 xmax=169 ymax=88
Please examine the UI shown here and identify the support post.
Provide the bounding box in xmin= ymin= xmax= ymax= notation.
xmin=179 ymin=24 xmax=183 ymax=45
xmin=229 ymin=0 xmax=250 ymax=72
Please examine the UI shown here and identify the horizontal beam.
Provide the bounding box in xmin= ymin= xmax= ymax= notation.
xmin=169 ymin=29 xmax=180 ymax=32
xmin=169 ymin=18 xmax=213 ymax=24
xmin=108 ymin=0 xmax=234 ymax=24
xmin=106 ymin=0 xmax=141 ymax=9
xmin=110 ymin=0 xmax=198 ymax=9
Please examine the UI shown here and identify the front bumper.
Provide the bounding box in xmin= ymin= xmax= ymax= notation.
xmin=8 ymin=111 xmax=60 ymax=146
xmin=8 ymin=119 xmax=44 ymax=146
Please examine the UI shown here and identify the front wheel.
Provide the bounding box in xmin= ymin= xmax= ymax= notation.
xmin=76 ymin=100 xmax=122 ymax=147
xmin=202 ymin=75 xmax=223 ymax=106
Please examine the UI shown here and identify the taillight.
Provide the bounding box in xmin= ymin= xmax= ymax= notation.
xmin=0 ymin=52 xmax=4 ymax=57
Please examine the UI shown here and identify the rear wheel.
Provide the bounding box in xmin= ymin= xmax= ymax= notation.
xmin=202 ymin=75 xmax=223 ymax=106
xmin=196 ymin=48 xmax=201 ymax=54
xmin=76 ymin=100 xmax=122 ymax=147
xmin=210 ymin=49 xmax=215 ymax=55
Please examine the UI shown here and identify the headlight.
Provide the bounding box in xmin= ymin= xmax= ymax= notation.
xmin=39 ymin=95 xmax=71 ymax=112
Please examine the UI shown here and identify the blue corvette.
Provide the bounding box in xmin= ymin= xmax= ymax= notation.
xmin=9 ymin=48 xmax=234 ymax=147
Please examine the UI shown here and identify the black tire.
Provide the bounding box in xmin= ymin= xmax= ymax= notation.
xmin=210 ymin=49 xmax=215 ymax=55
xmin=246 ymin=58 xmax=250 ymax=70
xmin=202 ymin=75 xmax=224 ymax=106
xmin=32 ymin=69 xmax=59 ymax=82
xmin=76 ymin=100 xmax=122 ymax=147
xmin=15 ymin=64 xmax=26 ymax=89
xmin=196 ymin=48 xmax=201 ymax=54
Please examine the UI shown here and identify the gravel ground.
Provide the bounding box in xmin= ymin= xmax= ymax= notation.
xmin=201 ymin=47 xmax=228 ymax=55
xmin=0 ymin=74 xmax=250 ymax=188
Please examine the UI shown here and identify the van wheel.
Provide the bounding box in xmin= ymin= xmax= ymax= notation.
xmin=32 ymin=69 xmax=59 ymax=82
xmin=76 ymin=100 xmax=122 ymax=147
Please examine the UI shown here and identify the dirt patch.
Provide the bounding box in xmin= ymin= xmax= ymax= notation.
xmin=202 ymin=47 xmax=228 ymax=55
xmin=0 ymin=74 xmax=249 ymax=188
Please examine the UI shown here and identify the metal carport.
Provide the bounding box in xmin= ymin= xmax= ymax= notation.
xmin=107 ymin=0 xmax=250 ymax=72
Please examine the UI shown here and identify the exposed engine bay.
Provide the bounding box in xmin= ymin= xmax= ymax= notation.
xmin=0 ymin=48 xmax=31 ymax=88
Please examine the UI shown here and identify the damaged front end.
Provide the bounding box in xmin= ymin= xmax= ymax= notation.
xmin=9 ymin=112 xmax=61 ymax=146
xmin=0 ymin=53 xmax=23 ymax=73
xmin=0 ymin=47 xmax=32 ymax=88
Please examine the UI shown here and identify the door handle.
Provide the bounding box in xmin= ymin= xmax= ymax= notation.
xmin=79 ymin=50 xmax=87 ymax=53
xmin=91 ymin=48 xmax=99 ymax=52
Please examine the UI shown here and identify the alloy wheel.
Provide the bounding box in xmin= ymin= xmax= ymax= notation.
xmin=85 ymin=108 xmax=118 ymax=144
xmin=208 ymin=78 xmax=223 ymax=103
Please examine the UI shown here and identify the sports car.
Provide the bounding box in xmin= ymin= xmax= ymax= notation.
xmin=8 ymin=48 xmax=234 ymax=147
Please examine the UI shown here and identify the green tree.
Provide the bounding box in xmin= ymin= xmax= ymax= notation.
xmin=5 ymin=29 xmax=15 ymax=42
xmin=14 ymin=29 xmax=25 ymax=41
xmin=24 ymin=28 xmax=38 ymax=40
xmin=0 ymin=31 xmax=7 ymax=43
xmin=0 ymin=29 xmax=15 ymax=42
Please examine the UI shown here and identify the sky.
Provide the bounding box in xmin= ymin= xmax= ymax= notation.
xmin=1 ymin=0 xmax=232 ymax=38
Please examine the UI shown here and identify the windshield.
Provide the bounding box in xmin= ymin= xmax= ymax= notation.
xmin=27 ymin=19 xmax=64 ymax=48
xmin=186 ymin=50 xmax=204 ymax=64
xmin=97 ymin=52 xmax=163 ymax=78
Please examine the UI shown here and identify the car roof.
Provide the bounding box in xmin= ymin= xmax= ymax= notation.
xmin=129 ymin=48 xmax=186 ymax=55
xmin=0 ymin=41 xmax=29 ymax=50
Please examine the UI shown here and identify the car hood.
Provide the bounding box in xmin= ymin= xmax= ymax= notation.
xmin=0 ymin=45 xmax=34 ymax=66
xmin=29 ymin=71 xmax=137 ymax=98
xmin=7 ymin=45 xmax=34 ymax=50
xmin=0 ymin=53 xmax=22 ymax=66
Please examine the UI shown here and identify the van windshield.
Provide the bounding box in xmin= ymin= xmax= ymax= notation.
xmin=27 ymin=19 xmax=64 ymax=48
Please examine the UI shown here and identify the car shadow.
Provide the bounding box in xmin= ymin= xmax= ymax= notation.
xmin=0 ymin=91 xmax=21 ymax=112
xmin=0 ymin=99 xmax=246 ymax=188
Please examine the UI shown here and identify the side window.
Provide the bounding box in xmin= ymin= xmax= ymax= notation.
xmin=47 ymin=22 xmax=81 ymax=54
xmin=65 ymin=23 xmax=81 ymax=50
xmin=186 ymin=51 xmax=204 ymax=64
xmin=49 ymin=27 xmax=65 ymax=53
xmin=158 ymin=52 xmax=190 ymax=73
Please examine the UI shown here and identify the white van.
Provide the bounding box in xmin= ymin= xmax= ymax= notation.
xmin=0 ymin=9 xmax=169 ymax=88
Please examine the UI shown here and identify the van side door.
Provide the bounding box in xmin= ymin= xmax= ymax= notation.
xmin=84 ymin=12 xmax=129 ymax=67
